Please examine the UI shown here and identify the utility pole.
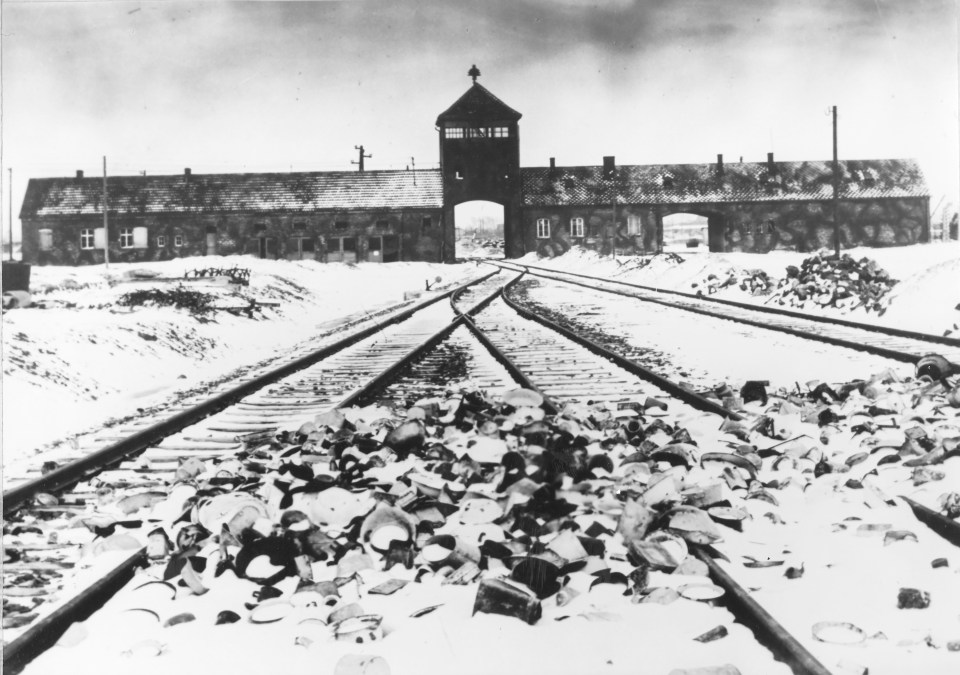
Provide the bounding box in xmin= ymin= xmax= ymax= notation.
xmin=103 ymin=156 xmax=110 ymax=267
xmin=8 ymin=168 xmax=13 ymax=261
xmin=352 ymin=145 xmax=372 ymax=172
xmin=831 ymin=105 xmax=840 ymax=259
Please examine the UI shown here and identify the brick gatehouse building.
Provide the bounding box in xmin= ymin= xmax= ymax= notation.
xmin=20 ymin=68 xmax=929 ymax=265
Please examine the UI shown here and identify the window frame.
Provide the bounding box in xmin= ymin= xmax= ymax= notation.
xmin=80 ymin=228 xmax=95 ymax=250
xmin=156 ymin=235 xmax=167 ymax=247
xmin=570 ymin=217 xmax=584 ymax=238
xmin=536 ymin=218 xmax=551 ymax=239
xmin=119 ymin=227 xmax=134 ymax=249
xmin=174 ymin=234 xmax=184 ymax=247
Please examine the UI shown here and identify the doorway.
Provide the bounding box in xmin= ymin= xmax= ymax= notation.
xmin=453 ymin=201 xmax=505 ymax=259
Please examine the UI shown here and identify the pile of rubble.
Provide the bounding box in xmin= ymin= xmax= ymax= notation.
xmin=8 ymin=359 xmax=960 ymax=674
xmin=693 ymin=252 xmax=899 ymax=315
xmin=693 ymin=269 xmax=773 ymax=296
xmin=117 ymin=287 xmax=218 ymax=314
xmin=771 ymin=252 xmax=898 ymax=313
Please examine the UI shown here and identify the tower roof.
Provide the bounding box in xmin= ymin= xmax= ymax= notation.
xmin=435 ymin=83 xmax=522 ymax=125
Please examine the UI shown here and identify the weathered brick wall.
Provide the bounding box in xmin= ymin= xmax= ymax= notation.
xmin=520 ymin=197 xmax=929 ymax=256
xmin=21 ymin=208 xmax=444 ymax=265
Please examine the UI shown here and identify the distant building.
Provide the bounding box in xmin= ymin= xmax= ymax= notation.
xmin=20 ymin=70 xmax=929 ymax=265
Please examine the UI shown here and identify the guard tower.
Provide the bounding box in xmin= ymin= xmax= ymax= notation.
xmin=436 ymin=66 xmax=524 ymax=260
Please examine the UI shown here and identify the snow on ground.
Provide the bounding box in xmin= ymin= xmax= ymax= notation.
xmin=517 ymin=242 xmax=960 ymax=337
xmin=2 ymin=256 xmax=482 ymax=464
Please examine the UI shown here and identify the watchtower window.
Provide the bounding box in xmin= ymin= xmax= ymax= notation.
xmin=536 ymin=218 xmax=551 ymax=239
xmin=445 ymin=127 xmax=465 ymax=139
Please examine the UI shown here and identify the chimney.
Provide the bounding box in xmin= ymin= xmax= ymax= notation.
xmin=716 ymin=154 xmax=724 ymax=177
xmin=549 ymin=157 xmax=556 ymax=169
xmin=184 ymin=168 xmax=192 ymax=176
xmin=75 ymin=170 xmax=84 ymax=179
xmin=603 ymin=155 xmax=616 ymax=178
xmin=767 ymin=152 xmax=775 ymax=170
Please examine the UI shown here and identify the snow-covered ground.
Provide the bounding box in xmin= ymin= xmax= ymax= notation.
xmin=2 ymin=256 xmax=482 ymax=465
xmin=3 ymin=243 xmax=957 ymax=468
xmin=516 ymin=242 xmax=960 ymax=338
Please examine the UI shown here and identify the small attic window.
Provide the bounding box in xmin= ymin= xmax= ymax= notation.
xmin=660 ymin=174 xmax=674 ymax=189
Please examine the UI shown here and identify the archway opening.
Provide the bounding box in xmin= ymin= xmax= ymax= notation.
xmin=454 ymin=201 xmax=504 ymax=259
xmin=662 ymin=213 xmax=709 ymax=253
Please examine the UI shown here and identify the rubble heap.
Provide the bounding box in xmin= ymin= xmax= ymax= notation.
xmin=694 ymin=269 xmax=773 ymax=296
xmin=772 ymin=252 xmax=898 ymax=313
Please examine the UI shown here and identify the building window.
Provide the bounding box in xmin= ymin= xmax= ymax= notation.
xmin=157 ymin=235 xmax=166 ymax=247
xmin=174 ymin=234 xmax=184 ymax=247
xmin=421 ymin=216 xmax=432 ymax=233
xmin=627 ymin=216 xmax=642 ymax=235
xmin=445 ymin=127 xmax=464 ymax=139
xmin=570 ymin=217 xmax=584 ymax=238
xmin=376 ymin=219 xmax=389 ymax=228
xmin=294 ymin=237 xmax=315 ymax=253
xmin=536 ymin=218 xmax=550 ymax=239
xmin=39 ymin=229 xmax=53 ymax=251
xmin=334 ymin=221 xmax=349 ymax=231
xmin=80 ymin=228 xmax=95 ymax=250
xmin=120 ymin=228 xmax=134 ymax=248
xmin=491 ymin=127 xmax=509 ymax=138
xmin=660 ymin=174 xmax=674 ymax=189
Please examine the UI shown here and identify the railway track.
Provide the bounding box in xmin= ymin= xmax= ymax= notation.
xmin=489 ymin=260 xmax=960 ymax=365
xmin=5 ymin=264 xmax=959 ymax=674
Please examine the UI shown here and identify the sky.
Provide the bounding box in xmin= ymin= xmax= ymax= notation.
xmin=1 ymin=0 xmax=958 ymax=241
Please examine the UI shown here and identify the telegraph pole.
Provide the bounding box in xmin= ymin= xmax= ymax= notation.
xmin=352 ymin=145 xmax=372 ymax=172
xmin=8 ymin=168 xmax=13 ymax=261
xmin=831 ymin=106 xmax=840 ymax=258
xmin=103 ymin=156 xmax=110 ymax=267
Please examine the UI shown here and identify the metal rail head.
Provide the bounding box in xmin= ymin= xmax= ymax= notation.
xmin=692 ymin=546 xmax=833 ymax=675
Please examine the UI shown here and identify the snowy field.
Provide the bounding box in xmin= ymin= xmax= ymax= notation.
xmin=3 ymin=243 xmax=957 ymax=465
xmin=2 ymin=257 xmax=483 ymax=465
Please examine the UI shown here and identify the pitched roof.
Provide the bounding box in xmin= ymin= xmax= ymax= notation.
xmin=520 ymin=159 xmax=928 ymax=207
xmin=435 ymin=83 xmax=522 ymax=125
xmin=20 ymin=169 xmax=443 ymax=218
